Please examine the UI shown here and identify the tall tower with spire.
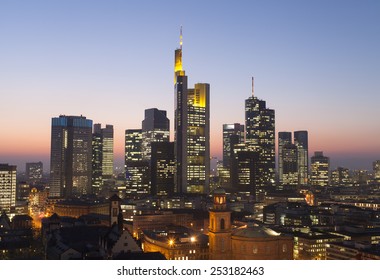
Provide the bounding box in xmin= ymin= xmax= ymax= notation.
xmin=174 ymin=28 xmax=210 ymax=194
xmin=245 ymin=78 xmax=275 ymax=200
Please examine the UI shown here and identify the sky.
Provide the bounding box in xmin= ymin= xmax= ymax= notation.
xmin=0 ymin=0 xmax=379 ymax=172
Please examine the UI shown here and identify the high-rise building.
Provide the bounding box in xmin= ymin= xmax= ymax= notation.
xmin=231 ymin=150 xmax=259 ymax=197
xmin=278 ymin=132 xmax=292 ymax=184
xmin=245 ymin=78 xmax=275 ymax=196
xmin=174 ymin=28 xmax=210 ymax=194
xmin=49 ymin=115 xmax=93 ymax=198
xmin=281 ymin=143 xmax=298 ymax=186
xmin=331 ymin=167 xmax=352 ymax=187
xmin=26 ymin=162 xmax=43 ymax=184
xmin=0 ymin=164 xmax=17 ymax=213
xmin=310 ymin=151 xmax=330 ymax=187
xmin=142 ymin=108 xmax=170 ymax=161
xmin=373 ymin=160 xmax=380 ymax=184
xmin=150 ymin=142 xmax=175 ymax=196
xmin=223 ymin=123 xmax=244 ymax=168
xmin=92 ymin=124 xmax=114 ymax=195
xmin=125 ymin=129 xmax=150 ymax=196
xmin=294 ymin=131 xmax=308 ymax=186
xmin=125 ymin=129 xmax=143 ymax=164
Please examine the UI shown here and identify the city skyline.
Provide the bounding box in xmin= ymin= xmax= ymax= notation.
xmin=1 ymin=1 xmax=379 ymax=171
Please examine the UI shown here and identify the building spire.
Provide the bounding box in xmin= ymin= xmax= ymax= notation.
xmin=180 ymin=25 xmax=183 ymax=49
xmin=252 ymin=76 xmax=255 ymax=97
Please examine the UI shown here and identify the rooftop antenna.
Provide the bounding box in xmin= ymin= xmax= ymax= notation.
xmin=180 ymin=25 xmax=183 ymax=49
xmin=252 ymin=76 xmax=255 ymax=97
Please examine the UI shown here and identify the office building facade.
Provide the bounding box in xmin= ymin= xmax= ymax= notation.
xmin=92 ymin=124 xmax=114 ymax=195
xmin=150 ymin=142 xmax=175 ymax=196
xmin=223 ymin=123 xmax=245 ymax=168
xmin=142 ymin=108 xmax=170 ymax=161
xmin=125 ymin=129 xmax=150 ymax=196
xmin=49 ymin=115 xmax=93 ymax=198
xmin=310 ymin=151 xmax=330 ymax=187
xmin=25 ymin=162 xmax=43 ymax=184
xmin=294 ymin=131 xmax=308 ymax=186
xmin=0 ymin=164 xmax=17 ymax=213
xmin=245 ymin=80 xmax=275 ymax=196
xmin=174 ymin=29 xmax=210 ymax=194
xmin=278 ymin=132 xmax=292 ymax=184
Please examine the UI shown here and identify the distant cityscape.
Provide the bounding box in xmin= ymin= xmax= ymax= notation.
xmin=1 ymin=31 xmax=380 ymax=260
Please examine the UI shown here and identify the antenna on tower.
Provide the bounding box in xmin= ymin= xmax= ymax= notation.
xmin=252 ymin=76 xmax=255 ymax=97
xmin=180 ymin=25 xmax=183 ymax=49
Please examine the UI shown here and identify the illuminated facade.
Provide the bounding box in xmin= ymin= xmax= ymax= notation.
xmin=0 ymin=164 xmax=17 ymax=213
xmin=373 ymin=160 xmax=380 ymax=184
xmin=231 ymin=150 xmax=259 ymax=197
xmin=174 ymin=29 xmax=210 ymax=194
xmin=294 ymin=130 xmax=308 ymax=186
xmin=150 ymin=142 xmax=175 ymax=196
xmin=278 ymin=132 xmax=292 ymax=184
xmin=25 ymin=162 xmax=43 ymax=184
xmin=245 ymin=80 xmax=275 ymax=197
xmin=310 ymin=151 xmax=330 ymax=187
xmin=223 ymin=123 xmax=245 ymax=167
xmin=125 ymin=129 xmax=150 ymax=196
xmin=142 ymin=226 xmax=209 ymax=260
xmin=331 ymin=167 xmax=352 ymax=187
xmin=49 ymin=115 xmax=93 ymax=198
xmin=282 ymin=143 xmax=298 ymax=186
xmin=142 ymin=108 xmax=170 ymax=161
xmin=92 ymin=124 xmax=114 ymax=195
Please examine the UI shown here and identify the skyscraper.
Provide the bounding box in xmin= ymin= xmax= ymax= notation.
xmin=245 ymin=78 xmax=275 ymax=196
xmin=125 ymin=129 xmax=150 ymax=196
xmin=310 ymin=151 xmax=330 ymax=187
xmin=150 ymin=142 xmax=175 ymax=196
xmin=174 ymin=28 xmax=210 ymax=194
xmin=331 ymin=167 xmax=352 ymax=187
xmin=49 ymin=115 xmax=93 ymax=198
xmin=278 ymin=132 xmax=292 ymax=184
xmin=281 ymin=143 xmax=298 ymax=186
xmin=373 ymin=160 xmax=380 ymax=184
xmin=294 ymin=130 xmax=308 ymax=186
xmin=141 ymin=108 xmax=170 ymax=161
xmin=92 ymin=124 xmax=114 ymax=195
xmin=26 ymin=161 xmax=43 ymax=184
xmin=223 ymin=123 xmax=245 ymax=168
xmin=0 ymin=164 xmax=16 ymax=213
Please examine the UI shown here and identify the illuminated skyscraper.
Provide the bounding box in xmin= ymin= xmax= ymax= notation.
xmin=0 ymin=164 xmax=16 ymax=213
xmin=49 ymin=115 xmax=93 ymax=198
xmin=26 ymin=161 xmax=43 ymax=184
xmin=294 ymin=130 xmax=308 ymax=186
xmin=245 ymin=78 xmax=275 ymax=196
xmin=125 ymin=129 xmax=150 ymax=196
xmin=310 ymin=151 xmax=330 ymax=187
xmin=174 ymin=28 xmax=210 ymax=194
xmin=373 ymin=160 xmax=380 ymax=184
xmin=223 ymin=123 xmax=245 ymax=168
xmin=281 ymin=143 xmax=298 ymax=186
xmin=142 ymin=108 xmax=170 ymax=161
xmin=92 ymin=124 xmax=114 ymax=195
xmin=150 ymin=142 xmax=175 ymax=196
xmin=278 ymin=132 xmax=292 ymax=184
xmin=331 ymin=167 xmax=352 ymax=187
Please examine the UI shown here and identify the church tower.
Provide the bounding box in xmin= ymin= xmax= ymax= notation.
xmin=208 ymin=188 xmax=232 ymax=259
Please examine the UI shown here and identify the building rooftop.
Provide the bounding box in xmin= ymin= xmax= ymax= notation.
xmin=232 ymin=223 xmax=281 ymax=238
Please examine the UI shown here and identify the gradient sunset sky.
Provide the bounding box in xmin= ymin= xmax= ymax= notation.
xmin=1 ymin=0 xmax=379 ymax=171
